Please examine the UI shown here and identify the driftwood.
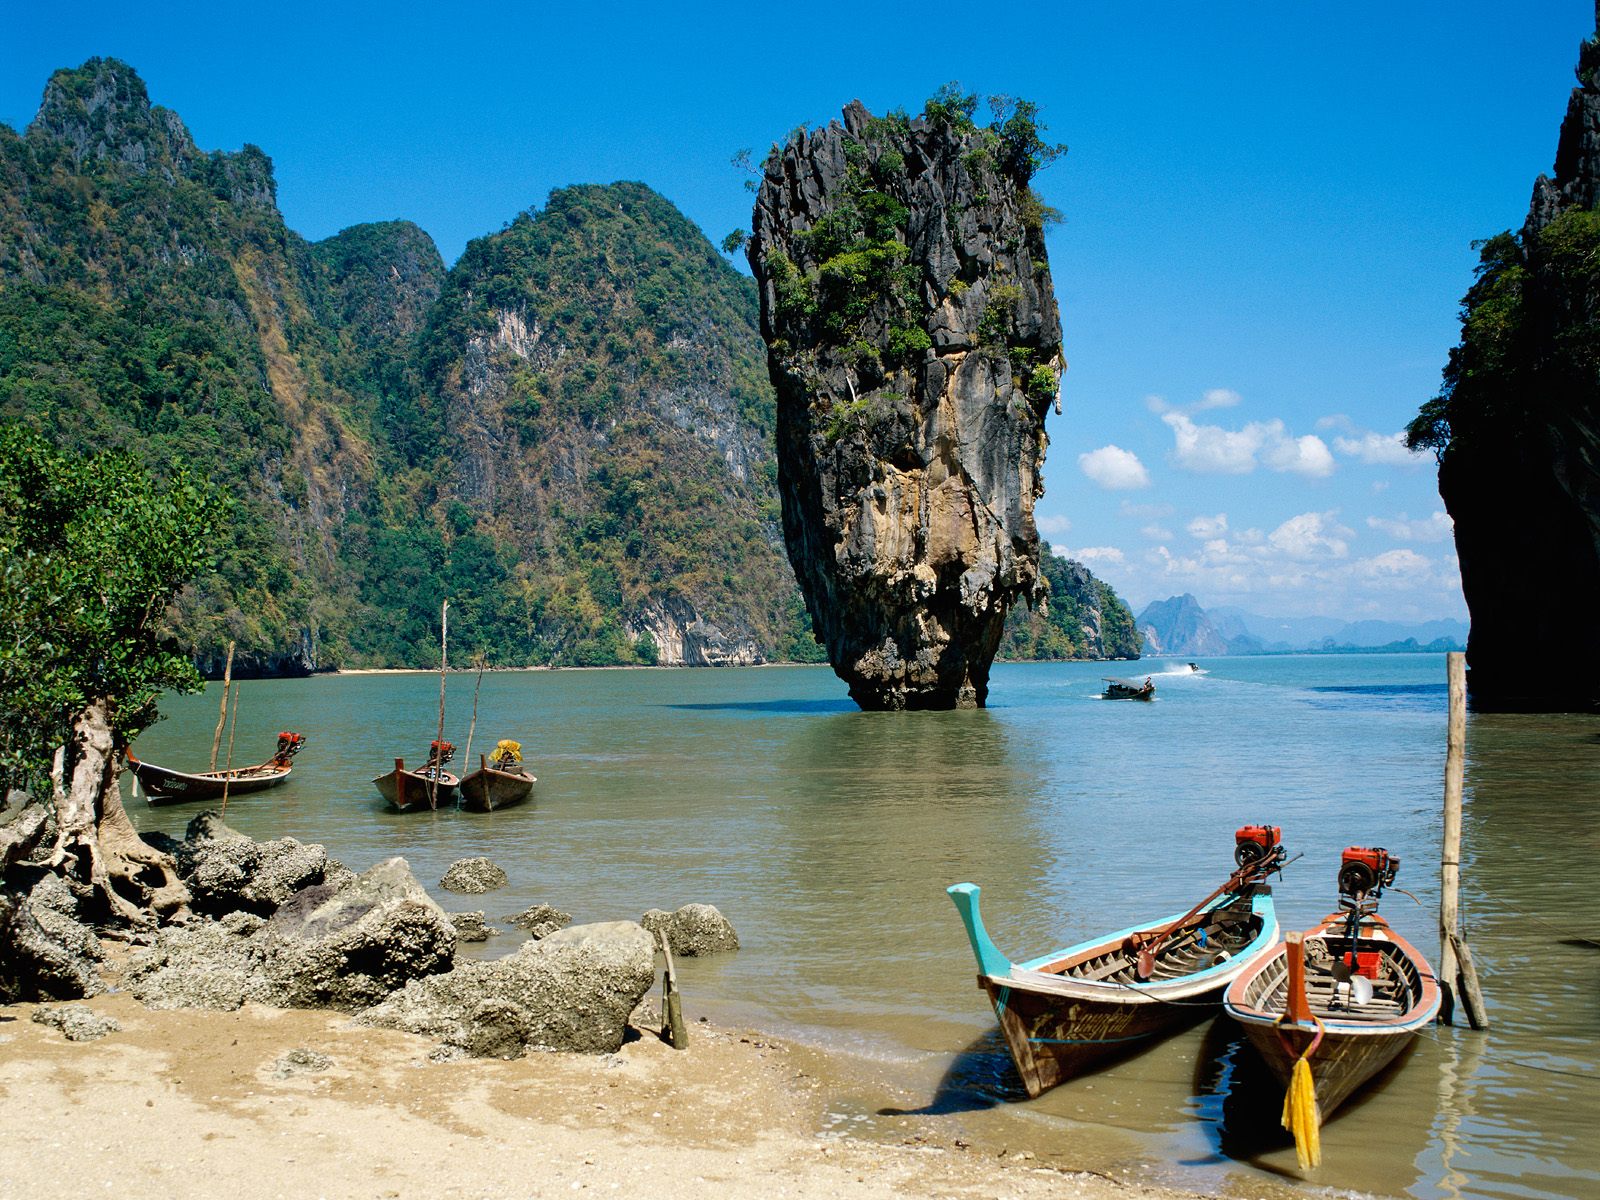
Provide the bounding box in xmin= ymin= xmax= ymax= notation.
xmin=45 ymin=697 xmax=189 ymax=928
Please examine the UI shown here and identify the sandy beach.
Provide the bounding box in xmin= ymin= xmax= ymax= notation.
xmin=0 ymin=950 xmax=1200 ymax=1200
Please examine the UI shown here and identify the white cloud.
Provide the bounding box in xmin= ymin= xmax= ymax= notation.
xmin=1064 ymin=545 xmax=1127 ymax=567
xmin=1266 ymin=511 xmax=1352 ymax=560
xmin=1333 ymin=431 xmax=1427 ymax=467
xmin=1141 ymin=523 xmax=1174 ymax=540
xmin=1197 ymin=388 xmax=1242 ymax=411
xmin=1037 ymin=513 xmax=1073 ymax=537
xmin=1263 ymin=433 xmax=1336 ymax=477
xmin=1367 ymin=511 xmax=1453 ymax=542
xmin=1145 ymin=394 xmax=1171 ymax=414
xmin=1163 ymin=413 xmax=1335 ymax=478
xmin=1349 ymin=548 xmax=1435 ymax=587
xmin=1186 ymin=513 xmax=1228 ymax=539
xmin=1078 ymin=445 xmax=1151 ymax=490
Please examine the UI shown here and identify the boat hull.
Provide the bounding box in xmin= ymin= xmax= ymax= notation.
xmin=979 ymin=972 xmax=1217 ymax=1096
xmin=131 ymin=759 xmax=292 ymax=804
xmin=373 ymin=768 xmax=459 ymax=812
xmin=1223 ymin=911 xmax=1440 ymax=1118
xmin=950 ymin=885 xmax=1279 ymax=1097
xmin=457 ymin=767 xmax=535 ymax=812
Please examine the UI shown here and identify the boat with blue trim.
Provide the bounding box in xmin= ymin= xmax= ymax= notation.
xmin=947 ymin=825 xmax=1287 ymax=1097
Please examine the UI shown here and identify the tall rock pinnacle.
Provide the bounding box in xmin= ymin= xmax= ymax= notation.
xmin=749 ymin=98 xmax=1064 ymax=710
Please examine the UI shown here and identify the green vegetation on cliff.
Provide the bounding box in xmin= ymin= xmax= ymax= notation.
xmin=1 ymin=60 xmax=1124 ymax=673
xmin=999 ymin=545 xmax=1140 ymax=661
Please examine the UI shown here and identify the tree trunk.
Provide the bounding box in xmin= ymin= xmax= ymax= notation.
xmin=46 ymin=697 xmax=189 ymax=927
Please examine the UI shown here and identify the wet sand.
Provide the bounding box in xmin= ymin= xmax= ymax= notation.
xmin=0 ymin=954 xmax=1202 ymax=1200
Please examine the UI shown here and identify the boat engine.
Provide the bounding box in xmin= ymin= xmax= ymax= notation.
xmin=428 ymin=739 xmax=456 ymax=767
xmin=1338 ymin=845 xmax=1398 ymax=900
xmin=1234 ymin=824 xmax=1285 ymax=870
xmin=272 ymin=731 xmax=306 ymax=765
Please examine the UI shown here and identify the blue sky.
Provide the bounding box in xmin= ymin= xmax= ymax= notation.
xmin=5 ymin=1 xmax=1591 ymax=621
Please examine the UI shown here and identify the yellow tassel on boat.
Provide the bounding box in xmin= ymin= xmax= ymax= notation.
xmin=1280 ymin=1052 xmax=1322 ymax=1169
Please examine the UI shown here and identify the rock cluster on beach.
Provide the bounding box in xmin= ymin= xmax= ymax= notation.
xmin=749 ymin=99 xmax=1062 ymax=709
xmin=2 ymin=808 xmax=743 ymax=1059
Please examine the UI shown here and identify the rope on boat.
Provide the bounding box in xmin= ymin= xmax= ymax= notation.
xmin=1276 ymin=1015 xmax=1324 ymax=1170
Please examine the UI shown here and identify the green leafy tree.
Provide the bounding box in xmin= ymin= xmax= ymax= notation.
xmin=1 ymin=425 xmax=226 ymax=931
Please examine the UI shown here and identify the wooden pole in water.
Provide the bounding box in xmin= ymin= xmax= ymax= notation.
xmin=1440 ymin=651 xmax=1489 ymax=1028
xmin=209 ymin=641 xmax=235 ymax=771
xmin=220 ymin=681 xmax=240 ymax=817
xmin=430 ymin=600 xmax=449 ymax=810
xmin=462 ymin=653 xmax=485 ymax=780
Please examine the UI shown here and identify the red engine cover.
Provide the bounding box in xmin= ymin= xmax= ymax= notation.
xmin=1342 ymin=846 xmax=1389 ymax=873
xmin=1236 ymin=824 xmax=1281 ymax=851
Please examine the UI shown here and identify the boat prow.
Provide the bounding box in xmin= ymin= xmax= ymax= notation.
xmin=948 ymin=827 xmax=1288 ymax=1097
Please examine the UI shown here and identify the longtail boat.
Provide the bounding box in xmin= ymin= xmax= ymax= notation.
xmin=1103 ymin=676 xmax=1155 ymax=700
xmin=948 ymin=825 xmax=1288 ymax=1097
xmin=373 ymin=741 xmax=459 ymax=812
xmin=458 ymin=739 xmax=536 ymax=812
xmin=1224 ymin=845 xmax=1440 ymax=1157
xmin=129 ymin=733 xmax=306 ymax=805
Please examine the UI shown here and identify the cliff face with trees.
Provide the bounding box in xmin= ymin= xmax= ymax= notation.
xmin=1408 ymin=20 xmax=1600 ymax=710
xmin=748 ymin=93 xmax=1066 ymax=708
xmin=1 ymin=61 xmax=1131 ymax=674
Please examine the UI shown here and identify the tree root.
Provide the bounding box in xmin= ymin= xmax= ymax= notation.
xmin=46 ymin=698 xmax=189 ymax=928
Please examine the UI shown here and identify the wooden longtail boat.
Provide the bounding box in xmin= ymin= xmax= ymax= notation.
xmin=1224 ymin=847 xmax=1440 ymax=1121
xmin=458 ymin=739 xmax=535 ymax=812
xmin=948 ymin=826 xmax=1287 ymax=1097
xmin=1103 ymin=676 xmax=1156 ymax=700
xmin=373 ymin=741 xmax=459 ymax=812
xmin=129 ymin=733 xmax=306 ymax=805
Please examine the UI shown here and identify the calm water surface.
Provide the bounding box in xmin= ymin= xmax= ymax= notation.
xmin=125 ymin=656 xmax=1599 ymax=1200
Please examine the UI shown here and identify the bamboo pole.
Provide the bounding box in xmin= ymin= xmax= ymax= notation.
xmin=430 ymin=600 xmax=449 ymax=810
xmin=209 ymin=641 xmax=235 ymax=771
xmin=1439 ymin=651 xmax=1489 ymax=1028
xmin=462 ymin=653 xmax=486 ymax=779
xmin=219 ymin=681 xmax=240 ymax=817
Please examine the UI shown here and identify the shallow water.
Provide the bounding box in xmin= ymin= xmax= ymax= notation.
xmin=125 ymin=656 xmax=1600 ymax=1200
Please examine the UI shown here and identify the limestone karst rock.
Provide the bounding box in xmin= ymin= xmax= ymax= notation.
xmin=1408 ymin=16 xmax=1600 ymax=710
xmin=750 ymin=98 xmax=1063 ymax=708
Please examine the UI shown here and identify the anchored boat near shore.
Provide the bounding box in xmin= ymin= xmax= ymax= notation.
xmin=1224 ymin=846 xmax=1440 ymax=1165
xmin=129 ymin=732 xmax=305 ymax=804
xmin=458 ymin=739 xmax=536 ymax=812
xmin=948 ymin=825 xmax=1287 ymax=1097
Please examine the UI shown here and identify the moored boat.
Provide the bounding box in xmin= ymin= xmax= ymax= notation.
xmin=373 ymin=741 xmax=459 ymax=812
xmin=1223 ymin=845 xmax=1440 ymax=1163
xmin=1103 ymin=676 xmax=1156 ymax=700
xmin=129 ymin=732 xmax=306 ymax=805
xmin=458 ymin=739 xmax=536 ymax=812
xmin=948 ymin=825 xmax=1288 ymax=1097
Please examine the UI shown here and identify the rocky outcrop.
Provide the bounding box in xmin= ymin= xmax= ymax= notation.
xmin=440 ymin=857 xmax=508 ymax=894
xmin=750 ymin=100 xmax=1062 ymax=708
xmin=355 ymin=920 xmax=657 ymax=1056
xmin=125 ymin=855 xmax=455 ymax=1012
xmin=176 ymin=812 xmax=352 ymax=916
xmin=505 ymin=903 xmax=572 ymax=939
xmin=623 ymin=595 xmax=763 ymax=666
xmin=639 ymin=903 xmax=739 ymax=957
xmin=1409 ymin=18 xmax=1600 ymax=711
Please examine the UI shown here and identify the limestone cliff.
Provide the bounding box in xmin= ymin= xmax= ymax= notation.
xmin=1407 ymin=16 xmax=1600 ymax=710
xmin=749 ymin=98 xmax=1064 ymax=708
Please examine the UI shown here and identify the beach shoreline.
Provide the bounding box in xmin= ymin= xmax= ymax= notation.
xmin=0 ymin=947 xmax=1215 ymax=1200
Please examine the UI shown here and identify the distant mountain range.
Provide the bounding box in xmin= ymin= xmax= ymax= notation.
xmin=1137 ymin=594 xmax=1466 ymax=657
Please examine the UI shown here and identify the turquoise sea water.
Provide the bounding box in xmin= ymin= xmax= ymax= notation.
xmin=125 ymin=655 xmax=1599 ymax=1200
